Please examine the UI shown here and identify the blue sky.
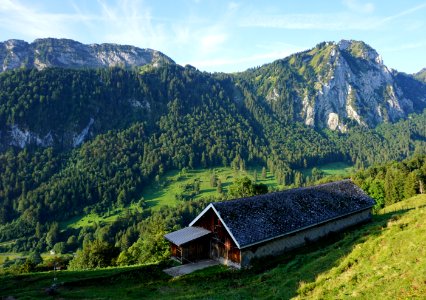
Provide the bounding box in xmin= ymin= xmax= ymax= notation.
xmin=1 ymin=0 xmax=426 ymax=73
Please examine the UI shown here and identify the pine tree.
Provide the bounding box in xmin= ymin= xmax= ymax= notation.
xmin=404 ymin=171 xmax=418 ymax=199
xmin=217 ymin=179 xmax=222 ymax=194
xmin=261 ymin=167 xmax=267 ymax=179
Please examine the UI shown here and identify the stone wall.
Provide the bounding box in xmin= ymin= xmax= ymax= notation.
xmin=240 ymin=209 xmax=371 ymax=268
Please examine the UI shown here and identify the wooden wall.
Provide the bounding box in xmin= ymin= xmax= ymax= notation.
xmin=193 ymin=208 xmax=241 ymax=265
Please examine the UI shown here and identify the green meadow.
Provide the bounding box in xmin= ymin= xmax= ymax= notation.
xmin=301 ymin=161 xmax=354 ymax=177
xmin=3 ymin=194 xmax=425 ymax=299
xmin=61 ymin=162 xmax=353 ymax=230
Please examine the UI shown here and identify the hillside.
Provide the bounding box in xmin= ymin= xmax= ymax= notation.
xmin=0 ymin=38 xmax=425 ymax=265
xmin=239 ymin=40 xmax=426 ymax=131
xmin=1 ymin=194 xmax=425 ymax=299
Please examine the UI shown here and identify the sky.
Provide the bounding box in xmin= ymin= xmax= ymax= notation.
xmin=1 ymin=0 xmax=426 ymax=74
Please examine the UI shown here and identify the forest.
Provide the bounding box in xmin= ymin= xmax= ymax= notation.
xmin=0 ymin=62 xmax=425 ymax=273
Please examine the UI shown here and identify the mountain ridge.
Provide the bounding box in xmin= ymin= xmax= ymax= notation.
xmin=0 ymin=38 xmax=425 ymax=273
xmin=0 ymin=38 xmax=174 ymax=72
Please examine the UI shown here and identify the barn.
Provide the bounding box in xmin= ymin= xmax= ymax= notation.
xmin=164 ymin=180 xmax=375 ymax=268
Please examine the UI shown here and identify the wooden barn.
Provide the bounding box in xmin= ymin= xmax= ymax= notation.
xmin=164 ymin=180 xmax=375 ymax=268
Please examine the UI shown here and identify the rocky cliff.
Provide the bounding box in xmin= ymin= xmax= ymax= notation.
xmin=0 ymin=38 xmax=424 ymax=146
xmin=250 ymin=40 xmax=426 ymax=131
xmin=0 ymin=38 xmax=174 ymax=72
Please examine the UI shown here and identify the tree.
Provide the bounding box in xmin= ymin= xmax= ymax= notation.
xmin=27 ymin=251 xmax=43 ymax=265
xmin=261 ymin=167 xmax=267 ymax=179
xmin=210 ymin=173 xmax=217 ymax=187
xmin=229 ymin=177 xmax=268 ymax=198
xmin=294 ymin=171 xmax=303 ymax=187
xmin=53 ymin=242 xmax=67 ymax=254
xmin=368 ymin=179 xmax=385 ymax=210
xmin=311 ymin=167 xmax=324 ymax=181
xmin=46 ymin=222 xmax=59 ymax=249
xmin=194 ymin=179 xmax=200 ymax=194
xmin=68 ymin=239 xmax=119 ymax=270
xmin=404 ymin=171 xmax=419 ymax=199
xmin=384 ymin=167 xmax=405 ymax=205
xmin=216 ymin=179 xmax=223 ymax=194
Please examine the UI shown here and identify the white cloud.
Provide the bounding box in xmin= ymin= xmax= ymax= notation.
xmin=239 ymin=2 xmax=426 ymax=32
xmin=94 ymin=0 xmax=168 ymax=49
xmin=378 ymin=2 xmax=426 ymax=25
xmin=239 ymin=13 xmax=377 ymax=31
xmin=0 ymin=0 xmax=83 ymax=39
xmin=343 ymin=0 xmax=375 ymax=14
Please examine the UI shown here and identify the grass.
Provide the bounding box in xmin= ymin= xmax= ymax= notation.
xmin=0 ymin=252 xmax=23 ymax=264
xmin=61 ymin=162 xmax=353 ymax=231
xmin=61 ymin=166 xmax=281 ymax=229
xmin=2 ymin=194 xmax=425 ymax=299
xmin=141 ymin=166 xmax=279 ymax=210
xmin=59 ymin=210 xmax=133 ymax=230
xmin=301 ymin=161 xmax=354 ymax=177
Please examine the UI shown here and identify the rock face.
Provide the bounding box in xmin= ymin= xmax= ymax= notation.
xmin=0 ymin=38 xmax=174 ymax=72
xmin=259 ymin=40 xmax=426 ymax=131
xmin=308 ymin=40 xmax=408 ymax=130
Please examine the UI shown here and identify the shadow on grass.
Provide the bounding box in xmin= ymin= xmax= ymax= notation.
xmin=163 ymin=208 xmax=413 ymax=299
xmin=0 ymin=209 xmax=415 ymax=299
xmin=0 ymin=262 xmax=175 ymax=299
xmin=143 ymin=188 xmax=167 ymax=208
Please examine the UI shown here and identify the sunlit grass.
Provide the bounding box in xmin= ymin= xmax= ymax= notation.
xmin=3 ymin=195 xmax=426 ymax=299
xmin=141 ymin=166 xmax=279 ymax=210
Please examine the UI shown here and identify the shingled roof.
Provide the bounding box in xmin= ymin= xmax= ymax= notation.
xmin=190 ymin=180 xmax=375 ymax=248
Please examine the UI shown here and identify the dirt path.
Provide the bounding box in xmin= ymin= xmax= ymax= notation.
xmin=163 ymin=259 xmax=219 ymax=277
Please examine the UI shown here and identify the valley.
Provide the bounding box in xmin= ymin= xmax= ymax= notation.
xmin=0 ymin=37 xmax=425 ymax=299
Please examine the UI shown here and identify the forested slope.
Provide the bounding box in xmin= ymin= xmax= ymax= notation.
xmin=0 ymin=40 xmax=425 ymax=263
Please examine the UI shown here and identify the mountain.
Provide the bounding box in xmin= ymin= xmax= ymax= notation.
xmin=415 ymin=68 xmax=426 ymax=82
xmin=241 ymin=40 xmax=426 ymax=131
xmin=0 ymin=38 xmax=174 ymax=72
xmin=0 ymin=39 xmax=424 ymax=152
xmin=0 ymin=38 xmax=425 ymax=260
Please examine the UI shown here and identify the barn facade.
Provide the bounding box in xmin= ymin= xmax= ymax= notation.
xmin=164 ymin=180 xmax=375 ymax=268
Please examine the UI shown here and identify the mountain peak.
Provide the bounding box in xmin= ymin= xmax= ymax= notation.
xmin=257 ymin=39 xmax=425 ymax=132
xmin=337 ymin=39 xmax=382 ymax=64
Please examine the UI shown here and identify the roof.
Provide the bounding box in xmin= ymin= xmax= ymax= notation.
xmin=164 ymin=226 xmax=211 ymax=246
xmin=190 ymin=180 xmax=375 ymax=249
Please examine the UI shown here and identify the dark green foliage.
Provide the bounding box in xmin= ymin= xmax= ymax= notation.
xmin=27 ymin=251 xmax=43 ymax=265
xmin=68 ymin=239 xmax=120 ymax=270
xmin=354 ymin=155 xmax=426 ymax=210
xmin=228 ymin=177 xmax=268 ymax=198
xmin=0 ymin=59 xmax=425 ymax=266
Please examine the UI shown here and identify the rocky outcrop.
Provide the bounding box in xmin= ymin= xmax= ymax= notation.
xmin=309 ymin=40 xmax=409 ymax=130
xmin=0 ymin=38 xmax=174 ymax=72
xmin=263 ymin=40 xmax=426 ymax=131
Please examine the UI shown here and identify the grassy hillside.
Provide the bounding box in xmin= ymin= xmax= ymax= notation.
xmin=2 ymin=194 xmax=425 ymax=299
xmin=62 ymin=162 xmax=352 ymax=229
